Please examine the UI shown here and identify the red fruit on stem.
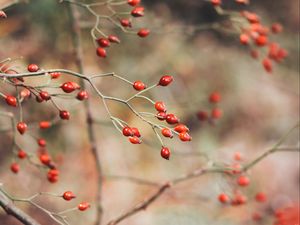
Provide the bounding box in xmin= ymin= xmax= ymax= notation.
xmin=255 ymin=35 xmax=268 ymax=46
xmin=211 ymin=0 xmax=221 ymax=6
xmin=166 ymin=114 xmax=179 ymax=124
xmin=133 ymin=81 xmax=146 ymax=91
xmin=78 ymin=202 xmax=90 ymax=211
xmin=5 ymin=95 xmax=17 ymax=107
xmin=77 ymin=90 xmax=89 ymax=101
xmin=179 ymin=132 xmax=192 ymax=142
xmin=96 ymin=38 xmax=110 ymax=48
xmin=158 ymin=75 xmax=173 ymax=86
xmin=120 ymin=19 xmax=132 ymax=28
xmin=61 ymin=82 xmax=76 ymax=93
xmin=108 ymin=35 xmax=120 ymax=44
xmin=237 ymin=175 xmax=250 ymax=187
xmin=17 ymin=122 xmax=27 ymax=135
xmin=174 ymin=124 xmax=189 ymax=133
xmin=40 ymin=154 xmax=51 ymax=165
xmin=255 ymin=192 xmax=267 ymax=202
xmin=127 ymin=0 xmax=140 ymax=6
xmin=156 ymin=112 xmax=167 ymax=121
xmin=262 ymin=58 xmax=272 ymax=73
xmin=27 ymin=64 xmax=39 ymax=72
xmin=50 ymin=72 xmax=61 ymax=79
xmin=18 ymin=150 xmax=27 ymax=159
xmin=154 ymin=101 xmax=166 ymax=112
xmin=122 ymin=127 xmax=133 ymax=137
xmin=39 ymin=121 xmax=51 ymax=129
xmin=129 ymin=136 xmax=142 ymax=144
xmin=131 ymin=127 xmax=141 ymax=137
xmin=137 ymin=28 xmax=150 ymax=38
xmin=59 ymin=110 xmax=70 ymax=120
xmin=10 ymin=162 xmax=19 ymax=174
xmin=240 ymin=34 xmax=249 ymax=45
xmin=37 ymin=138 xmax=46 ymax=147
xmin=218 ymin=193 xmax=229 ymax=203
xmin=161 ymin=147 xmax=170 ymax=160
xmin=209 ymin=91 xmax=221 ymax=103
xmin=63 ymin=191 xmax=76 ymax=201
xmin=131 ymin=7 xmax=144 ymax=17
xmin=39 ymin=91 xmax=51 ymax=101
xmin=211 ymin=108 xmax=222 ymax=119
xmin=96 ymin=47 xmax=107 ymax=58
xmin=161 ymin=128 xmax=173 ymax=138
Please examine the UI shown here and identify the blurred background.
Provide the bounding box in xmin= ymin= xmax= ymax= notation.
xmin=0 ymin=0 xmax=299 ymax=224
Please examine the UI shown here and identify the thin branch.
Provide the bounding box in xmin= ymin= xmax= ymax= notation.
xmin=0 ymin=190 xmax=41 ymax=225
xmin=67 ymin=4 xmax=104 ymax=225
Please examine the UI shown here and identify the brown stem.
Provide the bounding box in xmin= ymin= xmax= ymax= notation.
xmin=67 ymin=4 xmax=103 ymax=225
xmin=0 ymin=191 xmax=41 ymax=225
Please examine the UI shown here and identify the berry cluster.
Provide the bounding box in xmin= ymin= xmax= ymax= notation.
xmin=63 ymin=0 xmax=150 ymax=58
xmin=210 ymin=0 xmax=287 ymax=73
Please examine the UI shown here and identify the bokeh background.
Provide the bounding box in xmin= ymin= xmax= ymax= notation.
xmin=0 ymin=0 xmax=299 ymax=224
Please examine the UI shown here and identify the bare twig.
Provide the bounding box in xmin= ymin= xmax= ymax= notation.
xmin=0 ymin=190 xmax=41 ymax=225
xmin=67 ymin=4 xmax=104 ymax=225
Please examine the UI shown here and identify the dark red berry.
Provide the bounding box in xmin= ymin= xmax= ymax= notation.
xmin=161 ymin=128 xmax=173 ymax=138
xmin=96 ymin=47 xmax=107 ymax=58
xmin=133 ymin=81 xmax=146 ymax=91
xmin=76 ymin=90 xmax=89 ymax=101
xmin=27 ymin=64 xmax=39 ymax=72
xmin=137 ymin=28 xmax=150 ymax=38
xmin=97 ymin=38 xmax=110 ymax=48
xmin=166 ymin=114 xmax=179 ymax=124
xmin=63 ymin=191 xmax=76 ymax=201
xmin=5 ymin=95 xmax=17 ymax=107
xmin=161 ymin=147 xmax=170 ymax=160
xmin=59 ymin=110 xmax=70 ymax=120
xmin=17 ymin=122 xmax=27 ymax=135
xmin=158 ymin=75 xmax=173 ymax=86
xmin=61 ymin=82 xmax=76 ymax=93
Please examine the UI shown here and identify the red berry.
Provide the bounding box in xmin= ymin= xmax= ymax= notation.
xmin=211 ymin=0 xmax=221 ymax=6
xmin=133 ymin=81 xmax=146 ymax=91
xmin=127 ymin=0 xmax=140 ymax=6
xmin=50 ymin=72 xmax=61 ymax=79
xmin=96 ymin=38 xmax=110 ymax=48
xmin=232 ymin=194 xmax=247 ymax=205
xmin=161 ymin=147 xmax=170 ymax=160
xmin=20 ymin=89 xmax=31 ymax=98
xmin=63 ymin=191 xmax=76 ymax=201
xmin=76 ymin=90 xmax=89 ymax=101
xmin=161 ymin=128 xmax=173 ymax=138
xmin=154 ymin=101 xmax=166 ymax=112
xmin=0 ymin=10 xmax=7 ymax=18
xmin=129 ymin=136 xmax=141 ymax=144
xmin=209 ymin=92 xmax=221 ymax=103
xmin=27 ymin=64 xmax=39 ymax=72
xmin=78 ymin=202 xmax=90 ymax=211
xmin=158 ymin=75 xmax=173 ymax=86
xmin=255 ymin=192 xmax=266 ymax=202
xmin=122 ymin=127 xmax=133 ymax=137
xmin=39 ymin=121 xmax=51 ymax=129
xmin=61 ymin=82 xmax=76 ymax=93
xmin=179 ymin=132 xmax=192 ymax=142
xmin=174 ymin=124 xmax=189 ymax=133
xmin=17 ymin=122 xmax=27 ymax=135
xmin=271 ymin=23 xmax=283 ymax=34
xmin=262 ymin=58 xmax=272 ymax=73
xmin=36 ymin=95 xmax=43 ymax=103
xmin=120 ymin=19 xmax=132 ymax=28
xmin=39 ymin=91 xmax=51 ymax=101
xmin=137 ymin=28 xmax=150 ymax=38
xmin=218 ymin=193 xmax=229 ymax=203
xmin=37 ymin=138 xmax=46 ymax=147
xmin=108 ymin=35 xmax=120 ymax=44
xmin=131 ymin=127 xmax=141 ymax=137
xmin=10 ymin=162 xmax=19 ymax=173
xmin=96 ymin=47 xmax=107 ymax=58
xmin=59 ymin=110 xmax=70 ymax=120
xmin=5 ymin=95 xmax=17 ymax=107
xmin=47 ymin=169 xmax=59 ymax=183
xmin=40 ymin=154 xmax=51 ymax=165
xmin=156 ymin=112 xmax=167 ymax=121
xmin=234 ymin=152 xmax=242 ymax=161
xmin=131 ymin=7 xmax=144 ymax=17
xmin=237 ymin=175 xmax=250 ymax=187
xmin=197 ymin=111 xmax=208 ymax=121
xmin=255 ymin=35 xmax=268 ymax=46
xmin=17 ymin=150 xmax=27 ymax=159
xmin=166 ymin=114 xmax=179 ymax=124
xmin=240 ymin=33 xmax=249 ymax=45
xmin=211 ymin=108 xmax=222 ymax=119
